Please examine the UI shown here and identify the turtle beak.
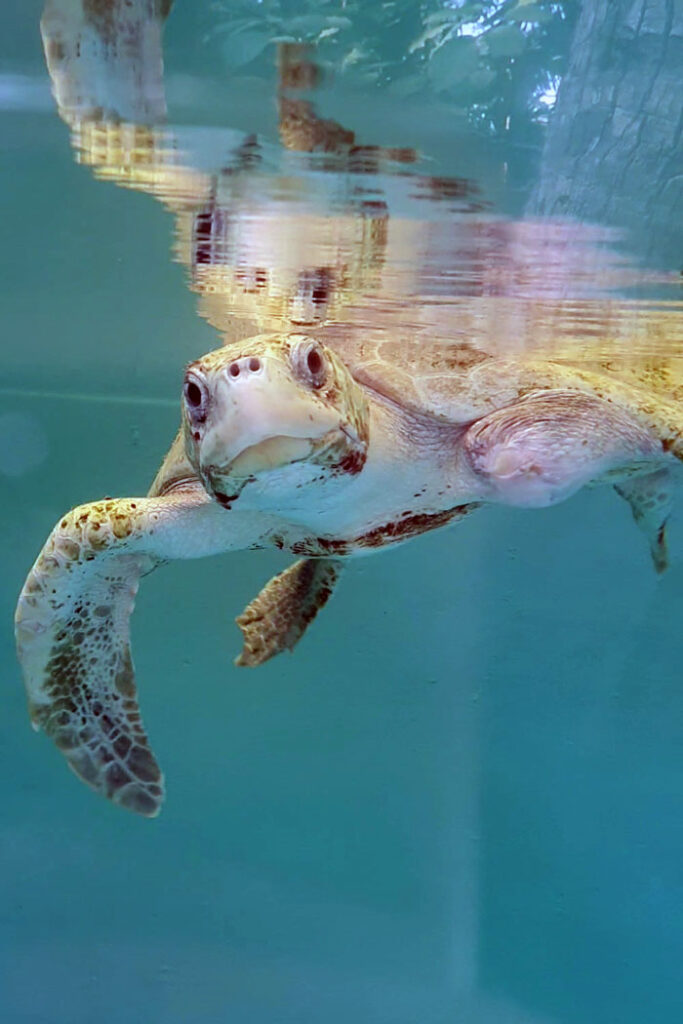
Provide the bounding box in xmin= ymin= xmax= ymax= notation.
xmin=200 ymin=354 xmax=340 ymax=480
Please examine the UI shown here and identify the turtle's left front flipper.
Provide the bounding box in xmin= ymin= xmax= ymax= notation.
xmin=15 ymin=489 xmax=211 ymax=817
xmin=235 ymin=558 xmax=342 ymax=667
xmin=463 ymin=390 xmax=667 ymax=509
xmin=462 ymin=389 xmax=679 ymax=569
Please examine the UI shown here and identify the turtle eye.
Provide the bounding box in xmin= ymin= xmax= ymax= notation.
xmin=184 ymin=374 xmax=208 ymax=421
xmin=307 ymin=347 xmax=323 ymax=375
xmin=291 ymin=339 xmax=327 ymax=389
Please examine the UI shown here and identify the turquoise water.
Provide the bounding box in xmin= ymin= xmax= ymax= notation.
xmin=2 ymin=2 xmax=683 ymax=1022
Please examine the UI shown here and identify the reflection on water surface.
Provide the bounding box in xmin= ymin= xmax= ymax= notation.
xmin=40 ymin=0 xmax=683 ymax=368
xmin=2 ymin=2 xmax=683 ymax=1024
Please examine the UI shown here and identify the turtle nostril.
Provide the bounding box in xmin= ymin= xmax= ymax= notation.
xmin=248 ymin=357 xmax=261 ymax=373
xmin=228 ymin=362 xmax=240 ymax=378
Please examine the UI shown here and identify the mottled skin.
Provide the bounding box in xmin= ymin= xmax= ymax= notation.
xmin=15 ymin=332 xmax=683 ymax=816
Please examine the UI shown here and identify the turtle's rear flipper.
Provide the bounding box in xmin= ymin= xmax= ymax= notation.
xmin=235 ymin=558 xmax=342 ymax=667
xmin=615 ymin=468 xmax=674 ymax=574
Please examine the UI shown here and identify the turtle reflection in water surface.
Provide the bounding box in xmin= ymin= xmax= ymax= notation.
xmin=15 ymin=330 xmax=683 ymax=816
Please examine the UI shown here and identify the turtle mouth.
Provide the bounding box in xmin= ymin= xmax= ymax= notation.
xmin=204 ymin=423 xmax=363 ymax=505
xmin=226 ymin=434 xmax=314 ymax=476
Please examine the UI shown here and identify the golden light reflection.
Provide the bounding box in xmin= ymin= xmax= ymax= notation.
xmin=41 ymin=0 xmax=683 ymax=376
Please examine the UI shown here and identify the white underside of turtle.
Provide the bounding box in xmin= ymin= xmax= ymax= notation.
xmin=15 ymin=332 xmax=683 ymax=816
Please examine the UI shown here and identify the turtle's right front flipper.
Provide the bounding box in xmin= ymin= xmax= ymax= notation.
xmin=15 ymin=489 xmax=211 ymax=817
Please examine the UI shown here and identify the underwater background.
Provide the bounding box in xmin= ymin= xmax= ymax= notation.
xmin=1 ymin=2 xmax=682 ymax=1022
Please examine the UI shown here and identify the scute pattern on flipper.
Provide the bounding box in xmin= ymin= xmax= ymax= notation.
xmin=236 ymin=557 xmax=341 ymax=667
xmin=15 ymin=501 xmax=164 ymax=817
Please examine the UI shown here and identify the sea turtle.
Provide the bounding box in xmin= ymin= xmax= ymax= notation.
xmin=14 ymin=330 xmax=683 ymax=816
xmin=22 ymin=1 xmax=683 ymax=816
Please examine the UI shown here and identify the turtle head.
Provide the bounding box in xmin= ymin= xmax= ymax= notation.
xmin=182 ymin=334 xmax=369 ymax=506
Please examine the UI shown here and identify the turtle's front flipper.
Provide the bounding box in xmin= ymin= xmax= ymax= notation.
xmin=235 ymin=558 xmax=342 ymax=667
xmin=463 ymin=390 xmax=665 ymax=509
xmin=15 ymin=489 xmax=211 ymax=816
xmin=615 ymin=468 xmax=674 ymax=574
